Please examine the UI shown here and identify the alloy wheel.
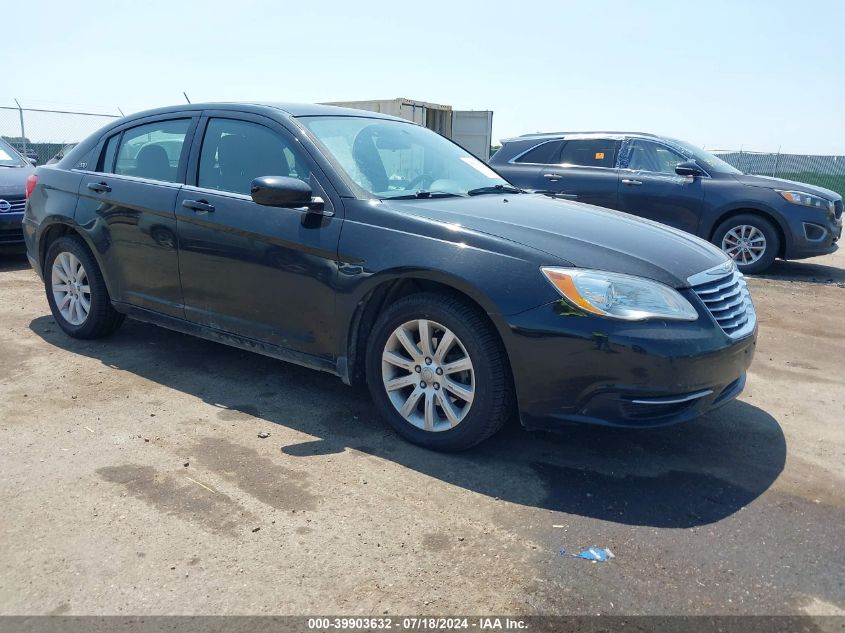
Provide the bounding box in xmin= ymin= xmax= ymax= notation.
xmin=51 ymin=251 xmax=91 ymax=326
xmin=381 ymin=319 xmax=475 ymax=432
xmin=721 ymin=224 xmax=767 ymax=265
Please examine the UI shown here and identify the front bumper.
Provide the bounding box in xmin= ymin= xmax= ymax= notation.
xmin=502 ymin=297 xmax=757 ymax=430
xmin=0 ymin=211 xmax=25 ymax=252
xmin=782 ymin=204 xmax=842 ymax=260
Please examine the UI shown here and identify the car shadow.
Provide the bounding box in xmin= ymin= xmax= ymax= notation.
xmin=754 ymin=258 xmax=845 ymax=284
xmin=29 ymin=315 xmax=786 ymax=528
xmin=0 ymin=253 xmax=30 ymax=272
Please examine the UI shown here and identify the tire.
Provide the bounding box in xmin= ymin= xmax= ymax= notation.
xmin=712 ymin=214 xmax=780 ymax=274
xmin=365 ymin=292 xmax=513 ymax=451
xmin=44 ymin=235 xmax=125 ymax=339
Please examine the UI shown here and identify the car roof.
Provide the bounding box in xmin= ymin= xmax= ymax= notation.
xmin=502 ymin=131 xmax=660 ymax=143
xmin=121 ymin=101 xmax=407 ymax=122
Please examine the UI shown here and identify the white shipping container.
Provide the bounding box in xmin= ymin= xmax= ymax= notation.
xmin=323 ymin=98 xmax=492 ymax=160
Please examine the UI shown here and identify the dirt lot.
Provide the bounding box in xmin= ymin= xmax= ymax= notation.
xmin=0 ymin=249 xmax=843 ymax=616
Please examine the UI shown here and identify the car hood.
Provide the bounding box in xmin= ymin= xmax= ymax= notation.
xmin=0 ymin=164 xmax=34 ymax=197
xmin=389 ymin=194 xmax=728 ymax=288
xmin=734 ymin=174 xmax=841 ymax=200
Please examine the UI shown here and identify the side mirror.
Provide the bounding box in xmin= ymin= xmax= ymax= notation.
xmin=675 ymin=160 xmax=703 ymax=177
xmin=250 ymin=176 xmax=325 ymax=212
xmin=27 ymin=157 xmax=37 ymax=166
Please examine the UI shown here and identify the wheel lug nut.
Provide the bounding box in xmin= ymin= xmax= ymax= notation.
xmin=414 ymin=365 xmax=421 ymax=373
xmin=420 ymin=381 xmax=427 ymax=388
xmin=425 ymin=357 xmax=432 ymax=365
xmin=434 ymin=383 xmax=440 ymax=390
xmin=435 ymin=367 xmax=443 ymax=375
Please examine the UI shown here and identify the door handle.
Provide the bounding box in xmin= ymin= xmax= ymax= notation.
xmin=543 ymin=173 xmax=561 ymax=181
xmin=555 ymin=193 xmax=578 ymax=199
xmin=621 ymin=179 xmax=643 ymax=186
xmin=87 ymin=181 xmax=112 ymax=193
xmin=182 ymin=199 xmax=215 ymax=213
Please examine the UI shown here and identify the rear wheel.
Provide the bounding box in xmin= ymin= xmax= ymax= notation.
xmin=45 ymin=235 xmax=124 ymax=339
xmin=712 ymin=214 xmax=780 ymax=274
xmin=365 ymin=292 xmax=512 ymax=451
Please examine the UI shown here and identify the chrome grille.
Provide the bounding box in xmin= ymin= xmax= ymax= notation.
xmin=688 ymin=262 xmax=756 ymax=339
xmin=0 ymin=195 xmax=26 ymax=213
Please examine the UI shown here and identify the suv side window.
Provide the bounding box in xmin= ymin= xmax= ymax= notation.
xmin=198 ymin=118 xmax=312 ymax=195
xmin=113 ymin=119 xmax=191 ymax=183
xmin=558 ymin=139 xmax=620 ymax=168
xmin=514 ymin=140 xmax=564 ymax=164
xmin=627 ymin=140 xmax=686 ymax=174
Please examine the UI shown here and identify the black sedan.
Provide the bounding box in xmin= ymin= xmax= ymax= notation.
xmin=0 ymin=137 xmax=36 ymax=253
xmin=23 ymin=102 xmax=756 ymax=451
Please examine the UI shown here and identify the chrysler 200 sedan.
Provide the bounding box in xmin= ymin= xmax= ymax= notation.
xmin=23 ymin=102 xmax=756 ymax=451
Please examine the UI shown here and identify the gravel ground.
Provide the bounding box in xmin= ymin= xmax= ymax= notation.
xmin=0 ymin=249 xmax=843 ymax=616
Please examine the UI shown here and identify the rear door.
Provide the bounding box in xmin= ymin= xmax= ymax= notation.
xmin=498 ymin=139 xmax=564 ymax=191
xmin=175 ymin=112 xmax=342 ymax=360
xmin=72 ymin=114 xmax=198 ymax=317
xmin=539 ymin=137 xmax=621 ymax=208
xmin=617 ymin=138 xmax=705 ymax=234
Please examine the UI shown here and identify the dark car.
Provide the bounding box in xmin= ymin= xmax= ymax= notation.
xmin=24 ymin=103 xmax=756 ymax=451
xmin=0 ymin=137 xmax=36 ymax=253
xmin=490 ymin=132 xmax=843 ymax=274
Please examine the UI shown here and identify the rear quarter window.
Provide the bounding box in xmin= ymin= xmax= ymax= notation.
xmin=514 ymin=140 xmax=564 ymax=164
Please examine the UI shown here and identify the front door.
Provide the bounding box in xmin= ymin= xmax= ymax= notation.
xmin=617 ymin=138 xmax=705 ymax=234
xmin=176 ymin=114 xmax=342 ymax=361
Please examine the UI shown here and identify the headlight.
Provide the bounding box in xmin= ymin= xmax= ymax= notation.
xmin=778 ymin=190 xmax=834 ymax=212
xmin=541 ymin=267 xmax=699 ymax=321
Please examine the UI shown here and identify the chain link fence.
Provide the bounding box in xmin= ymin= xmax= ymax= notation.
xmin=2 ymin=102 xmax=844 ymax=201
xmin=0 ymin=104 xmax=121 ymax=166
xmin=712 ymin=150 xmax=845 ymax=198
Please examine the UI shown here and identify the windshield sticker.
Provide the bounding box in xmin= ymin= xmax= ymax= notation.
xmin=595 ymin=152 xmax=605 ymax=160
xmin=460 ymin=156 xmax=500 ymax=179
xmin=0 ymin=149 xmax=12 ymax=161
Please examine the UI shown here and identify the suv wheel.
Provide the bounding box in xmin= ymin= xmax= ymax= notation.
xmin=712 ymin=214 xmax=780 ymax=274
xmin=45 ymin=235 xmax=125 ymax=339
xmin=365 ymin=292 xmax=512 ymax=451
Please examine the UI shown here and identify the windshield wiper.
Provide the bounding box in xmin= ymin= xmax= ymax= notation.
xmin=466 ymin=184 xmax=523 ymax=196
xmin=384 ymin=191 xmax=465 ymax=200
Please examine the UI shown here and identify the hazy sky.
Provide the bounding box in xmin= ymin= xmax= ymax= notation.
xmin=4 ymin=0 xmax=844 ymax=152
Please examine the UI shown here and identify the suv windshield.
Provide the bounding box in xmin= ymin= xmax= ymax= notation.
xmin=299 ymin=116 xmax=510 ymax=199
xmin=0 ymin=138 xmax=27 ymax=167
xmin=668 ymin=138 xmax=743 ymax=175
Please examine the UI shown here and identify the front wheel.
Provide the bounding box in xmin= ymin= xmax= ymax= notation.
xmin=712 ymin=214 xmax=780 ymax=274
xmin=365 ymin=292 xmax=513 ymax=451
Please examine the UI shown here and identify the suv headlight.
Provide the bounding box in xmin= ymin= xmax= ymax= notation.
xmin=778 ymin=190 xmax=834 ymax=212
xmin=541 ymin=268 xmax=699 ymax=321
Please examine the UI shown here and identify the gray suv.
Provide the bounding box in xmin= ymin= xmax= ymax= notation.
xmin=490 ymin=132 xmax=843 ymax=273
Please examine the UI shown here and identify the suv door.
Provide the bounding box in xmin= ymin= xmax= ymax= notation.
xmin=617 ymin=138 xmax=705 ymax=234
xmin=176 ymin=112 xmax=342 ymax=361
xmin=73 ymin=114 xmax=198 ymax=317
xmin=538 ymin=137 xmax=621 ymax=208
xmin=499 ymin=139 xmax=564 ymax=190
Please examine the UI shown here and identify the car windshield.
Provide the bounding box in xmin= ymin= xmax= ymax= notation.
xmin=668 ymin=138 xmax=743 ymax=175
xmin=299 ymin=116 xmax=511 ymax=199
xmin=0 ymin=138 xmax=27 ymax=167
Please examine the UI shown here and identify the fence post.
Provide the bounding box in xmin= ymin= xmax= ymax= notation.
xmin=13 ymin=98 xmax=26 ymax=156
xmin=772 ymin=146 xmax=781 ymax=178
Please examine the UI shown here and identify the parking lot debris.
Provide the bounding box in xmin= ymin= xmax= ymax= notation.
xmin=559 ymin=547 xmax=615 ymax=562
xmin=257 ymin=432 xmax=271 ymax=439
xmin=252 ymin=527 xmax=261 ymax=533
xmin=183 ymin=462 xmax=189 ymax=467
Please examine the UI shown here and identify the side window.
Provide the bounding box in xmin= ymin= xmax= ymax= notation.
xmin=514 ymin=140 xmax=563 ymax=164
xmin=198 ymin=118 xmax=312 ymax=195
xmin=628 ymin=140 xmax=686 ymax=174
xmin=98 ymin=133 xmax=120 ymax=172
xmin=113 ymin=119 xmax=191 ymax=183
xmin=558 ymin=139 xmax=620 ymax=167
